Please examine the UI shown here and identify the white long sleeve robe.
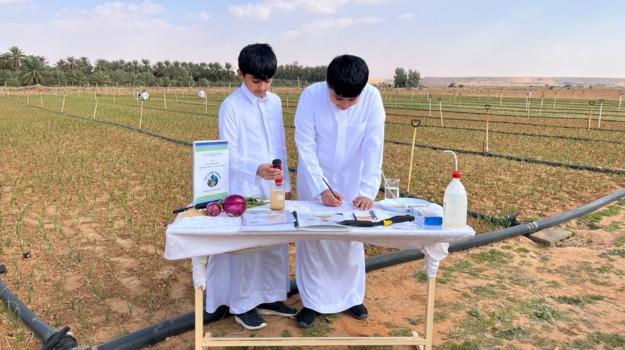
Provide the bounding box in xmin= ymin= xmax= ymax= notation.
xmin=204 ymin=83 xmax=291 ymax=315
xmin=294 ymin=82 xmax=385 ymax=313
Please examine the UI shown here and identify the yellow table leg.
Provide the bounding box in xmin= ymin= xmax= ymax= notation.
xmin=424 ymin=276 xmax=436 ymax=350
xmin=195 ymin=288 xmax=204 ymax=350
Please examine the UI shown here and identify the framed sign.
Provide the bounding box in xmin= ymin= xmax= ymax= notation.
xmin=193 ymin=140 xmax=229 ymax=206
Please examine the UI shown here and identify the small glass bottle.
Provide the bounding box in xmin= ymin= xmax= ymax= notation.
xmin=270 ymin=159 xmax=285 ymax=210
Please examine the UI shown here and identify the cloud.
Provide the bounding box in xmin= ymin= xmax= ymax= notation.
xmin=398 ymin=12 xmax=414 ymax=20
xmin=281 ymin=30 xmax=301 ymax=40
xmin=229 ymin=0 xmax=391 ymax=20
xmin=187 ymin=11 xmax=212 ymax=21
xmin=0 ymin=0 xmax=28 ymax=4
xmin=303 ymin=16 xmax=382 ymax=31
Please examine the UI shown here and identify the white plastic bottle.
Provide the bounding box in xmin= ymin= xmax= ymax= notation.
xmin=442 ymin=150 xmax=468 ymax=228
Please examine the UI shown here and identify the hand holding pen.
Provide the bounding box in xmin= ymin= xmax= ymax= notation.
xmin=321 ymin=178 xmax=343 ymax=207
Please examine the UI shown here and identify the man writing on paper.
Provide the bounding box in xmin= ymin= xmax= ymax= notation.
xmin=294 ymin=55 xmax=385 ymax=327
xmin=200 ymin=43 xmax=296 ymax=330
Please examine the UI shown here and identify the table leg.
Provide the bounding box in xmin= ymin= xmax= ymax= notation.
xmin=424 ymin=276 xmax=436 ymax=350
xmin=195 ymin=288 xmax=204 ymax=350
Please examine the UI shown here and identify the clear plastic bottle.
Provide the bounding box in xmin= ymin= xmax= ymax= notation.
xmin=442 ymin=150 xmax=468 ymax=228
xmin=270 ymin=159 xmax=285 ymax=210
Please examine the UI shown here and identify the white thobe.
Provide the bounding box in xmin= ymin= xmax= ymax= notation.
xmin=204 ymin=83 xmax=291 ymax=314
xmin=294 ymin=82 xmax=385 ymax=313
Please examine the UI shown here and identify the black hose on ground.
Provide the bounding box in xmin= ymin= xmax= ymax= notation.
xmin=92 ymin=187 xmax=625 ymax=349
xmin=0 ymin=269 xmax=78 ymax=350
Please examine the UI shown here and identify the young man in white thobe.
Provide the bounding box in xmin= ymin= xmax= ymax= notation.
xmin=204 ymin=43 xmax=296 ymax=330
xmin=294 ymin=55 xmax=385 ymax=327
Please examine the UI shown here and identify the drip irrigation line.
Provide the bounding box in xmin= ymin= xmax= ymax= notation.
xmin=385 ymin=139 xmax=625 ymax=176
xmin=403 ymin=123 xmax=625 ymax=145
xmin=386 ymin=113 xmax=625 ymax=134
xmin=0 ymin=275 xmax=78 ymax=350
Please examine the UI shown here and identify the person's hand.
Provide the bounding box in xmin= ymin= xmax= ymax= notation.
xmin=285 ymin=192 xmax=292 ymax=200
xmin=321 ymin=189 xmax=343 ymax=207
xmin=257 ymin=164 xmax=282 ymax=180
xmin=353 ymin=196 xmax=373 ymax=210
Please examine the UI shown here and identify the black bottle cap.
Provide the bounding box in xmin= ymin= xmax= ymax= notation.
xmin=272 ymin=159 xmax=281 ymax=168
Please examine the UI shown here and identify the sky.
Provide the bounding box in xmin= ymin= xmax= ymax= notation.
xmin=1 ymin=0 xmax=624 ymax=79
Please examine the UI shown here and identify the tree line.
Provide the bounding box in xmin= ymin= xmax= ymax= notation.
xmin=0 ymin=46 xmax=328 ymax=87
xmin=393 ymin=67 xmax=421 ymax=88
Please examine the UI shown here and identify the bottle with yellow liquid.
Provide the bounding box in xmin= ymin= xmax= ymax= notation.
xmin=270 ymin=159 xmax=285 ymax=210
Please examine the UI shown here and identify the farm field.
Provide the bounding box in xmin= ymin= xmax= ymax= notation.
xmin=1 ymin=86 xmax=625 ymax=349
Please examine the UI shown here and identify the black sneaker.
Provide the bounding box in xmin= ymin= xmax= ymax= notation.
xmin=348 ymin=304 xmax=368 ymax=320
xmin=203 ymin=305 xmax=229 ymax=323
xmin=257 ymin=301 xmax=298 ymax=317
xmin=234 ymin=309 xmax=267 ymax=330
xmin=295 ymin=307 xmax=319 ymax=328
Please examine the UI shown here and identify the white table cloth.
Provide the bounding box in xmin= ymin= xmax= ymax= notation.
xmin=165 ymin=200 xmax=475 ymax=280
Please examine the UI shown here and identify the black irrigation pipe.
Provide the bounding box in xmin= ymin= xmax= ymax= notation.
xmin=404 ymin=123 xmax=625 ymax=146
xmin=385 ymin=112 xmax=625 ymax=134
xmin=384 ymin=102 xmax=625 ymax=120
xmin=93 ymin=187 xmax=625 ymax=349
xmin=0 ymin=267 xmax=78 ymax=350
xmin=384 ymin=105 xmax=625 ymax=123
xmin=385 ymin=139 xmax=625 ymax=176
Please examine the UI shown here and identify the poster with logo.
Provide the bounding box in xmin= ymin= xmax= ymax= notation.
xmin=193 ymin=140 xmax=229 ymax=206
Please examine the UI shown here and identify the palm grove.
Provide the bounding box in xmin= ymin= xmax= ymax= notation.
xmin=0 ymin=46 xmax=329 ymax=87
xmin=0 ymin=46 xmax=420 ymax=88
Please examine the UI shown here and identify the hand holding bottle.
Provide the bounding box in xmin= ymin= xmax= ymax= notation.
xmin=257 ymin=164 xmax=282 ymax=180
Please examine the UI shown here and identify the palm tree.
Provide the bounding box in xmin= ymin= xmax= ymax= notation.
xmin=5 ymin=46 xmax=26 ymax=71
xmin=20 ymin=56 xmax=47 ymax=85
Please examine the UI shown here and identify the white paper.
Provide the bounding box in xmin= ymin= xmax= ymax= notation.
xmin=193 ymin=140 xmax=229 ymax=206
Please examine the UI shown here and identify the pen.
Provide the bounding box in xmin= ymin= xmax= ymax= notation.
xmin=322 ymin=178 xmax=339 ymax=200
xmin=369 ymin=210 xmax=377 ymax=220
xmin=292 ymin=211 xmax=299 ymax=228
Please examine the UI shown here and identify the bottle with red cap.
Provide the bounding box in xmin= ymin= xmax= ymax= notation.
xmin=442 ymin=150 xmax=467 ymax=228
xmin=270 ymin=159 xmax=285 ymax=210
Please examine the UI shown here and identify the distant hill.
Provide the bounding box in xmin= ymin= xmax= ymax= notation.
xmin=420 ymin=77 xmax=625 ymax=87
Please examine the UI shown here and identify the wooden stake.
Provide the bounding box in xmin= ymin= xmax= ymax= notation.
xmin=139 ymin=101 xmax=144 ymax=129
xmin=407 ymin=119 xmax=420 ymax=193
xmin=40 ymin=93 xmax=44 ymax=108
xmin=598 ymin=99 xmax=603 ymax=128
xmin=428 ymin=98 xmax=432 ymax=117
xmin=439 ymin=100 xmax=443 ymax=127
xmin=163 ymin=92 xmax=167 ymax=109
xmin=61 ymin=94 xmax=66 ymax=113
xmin=540 ymin=97 xmax=544 ymax=117
xmin=93 ymin=97 xmax=98 ymax=119
xmin=424 ymin=277 xmax=436 ymax=350
xmin=26 ymin=91 xmax=30 ymax=105
xmin=587 ymin=101 xmax=594 ymax=137
xmin=204 ymin=96 xmax=208 ymax=115
xmin=286 ymin=95 xmax=289 ymax=109
xmin=484 ymin=104 xmax=491 ymax=153
xmin=619 ymin=95 xmax=622 ymax=111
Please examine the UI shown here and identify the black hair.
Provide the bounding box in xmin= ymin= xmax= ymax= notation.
xmin=326 ymin=55 xmax=369 ymax=98
xmin=238 ymin=43 xmax=277 ymax=81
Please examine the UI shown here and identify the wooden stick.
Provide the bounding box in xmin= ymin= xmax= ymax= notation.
xmin=139 ymin=101 xmax=144 ymax=129
xmin=163 ymin=92 xmax=167 ymax=109
xmin=407 ymin=120 xmax=420 ymax=193
xmin=195 ymin=288 xmax=204 ymax=350
xmin=424 ymin=277 xmax=436 ymax=350
xmin=204 ymin=96 xmax=208 ymax=115
xmin=598 ymin=100 xmax=603 ymax=128
xmin=439 ymin=100 xmax=443 ymax=127
xmin=93 ymin=97 xmax=98 ymax=119
xmin=428 ymin=98 xmax=432 ymax=116
xmin=40 ymin=93 xmax=44 ymax=108
xmin=26 ymin=91 xmax=30 ymax=105
xmin=61 ymin=93 xmax=66 ymax=113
